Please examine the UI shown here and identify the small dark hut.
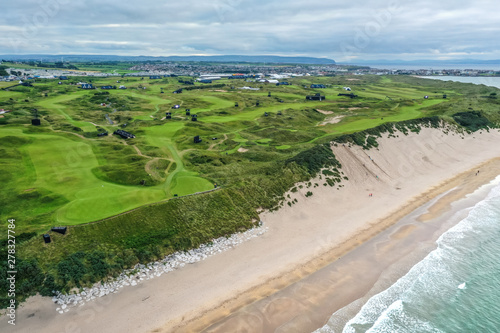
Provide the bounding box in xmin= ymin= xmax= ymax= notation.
xmin=113 ymin=129 xmax=135 ymax=139
xmin=51 ymin=227 xmax=67 ymax=235
xmin=194 ymin=135 xmax=202 ymax=143
xmin=166 ymin=112 xmax=172 ymax=119
xmin=43 ymin=234 xmax=51 ymax=244
xmin=191 ymin=114 xmax=198 ymax=121
xmin=307 ymin=93 xmax=326 ymax=101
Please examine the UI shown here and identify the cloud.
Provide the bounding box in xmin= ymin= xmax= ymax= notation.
xmin=1 ymin=0 xmax=499 ymax=61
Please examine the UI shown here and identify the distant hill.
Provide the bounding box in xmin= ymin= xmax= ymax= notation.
xmin=0 ymin=54 xmax=335 ymax=65
xmin=350 ymin=59 xmax=500 ymax=66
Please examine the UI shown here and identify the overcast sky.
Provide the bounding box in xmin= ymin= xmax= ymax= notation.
xmin=1 ymin=0 xmax=499 ymax=62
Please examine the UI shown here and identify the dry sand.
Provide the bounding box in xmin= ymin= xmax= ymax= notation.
xmin=319 ymin=116 xmax=344 ymax=126
xmin=4 ymin=127 xmax=500 ymax=333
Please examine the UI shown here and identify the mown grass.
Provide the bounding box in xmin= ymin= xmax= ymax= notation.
xmin=2 ymin=72 xmax=500 ymax=306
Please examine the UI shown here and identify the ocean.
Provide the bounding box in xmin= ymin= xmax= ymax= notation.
xmin=318 ymin=180 xmax=500 ymax=333
xmin=419 ymin=76 xmax=500 ymax=90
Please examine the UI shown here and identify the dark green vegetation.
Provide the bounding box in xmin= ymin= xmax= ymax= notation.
xmin=0 ymin=66 xmax=8 ymax=76
xmin=1 ymin=69 xmax=499 ymax=306
xmin=452 ymin=111 xmax=493 ymax=132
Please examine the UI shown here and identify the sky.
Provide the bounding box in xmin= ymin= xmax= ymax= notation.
xmin=1 ymin=0 xmax=499 ymax=62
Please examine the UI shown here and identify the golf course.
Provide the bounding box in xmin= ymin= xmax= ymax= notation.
xmin=1 ymin=69 xmax=499 ymax=305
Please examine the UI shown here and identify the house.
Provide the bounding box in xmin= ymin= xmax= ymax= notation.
xmin=185 ymin=109 xmax=191 ymax=115
xmin=199 ymin=79 xmax=212 ymax=84
xmin=191 ymin=114 xmax=198 ymax=121
xmin=306 ymin=93 xmax=325 ymax=101
xmin=173 ymin=88 xmax=183 ymax=94
xmin=113 ymin=129 xmax=135 ymax=139
xmin=81 ymin=84 xmax=94 ymax=89
xmin=166 ymin=112 xmax=172 ymax=119
xmin=311 ymin=84 xmax=326 ymax=89
xmin=101 ymin=86 xmax=116 ymax=90
xmin=150 ymin=76 xmax=162 ymax=79
xmin=59 ymin=76 xmax=68 ymax=80
xmin=194 ymin=135 xmax=202 ymax=143
xmin=276 ymin=82 xmax=290 ymax=86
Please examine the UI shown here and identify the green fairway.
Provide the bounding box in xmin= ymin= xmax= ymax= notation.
xmin=0 ymin=128 xmax=166 ymax=224
xmin=4 ymin=69 xmax=500 ymax=305
xmin=2 ymin=73 xmax=491 ymax=232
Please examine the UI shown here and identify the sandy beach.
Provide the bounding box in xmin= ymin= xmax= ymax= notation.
xmin=3 ymin=127 xmax=500 ymax=333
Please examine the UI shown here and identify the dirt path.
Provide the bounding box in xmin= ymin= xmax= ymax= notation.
xmin=208 ymin=134 xmax=228 ymax=150
xmin=133 ymin=145 xmax=151 ymax=158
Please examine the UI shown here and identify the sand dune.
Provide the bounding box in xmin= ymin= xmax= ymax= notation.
xmin=5 ymin=127 xmax=500 ymax=333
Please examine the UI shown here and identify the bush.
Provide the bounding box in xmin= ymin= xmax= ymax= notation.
xmin=452 ymin=111 xmax=492 ymax=132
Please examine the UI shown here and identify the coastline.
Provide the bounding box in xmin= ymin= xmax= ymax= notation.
xmin=184 ymin=157 xmax=500 ymax=333
xmin=3 ymin=128 xmax=500 ymax=333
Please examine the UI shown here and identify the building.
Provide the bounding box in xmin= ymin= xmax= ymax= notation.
xmin=101 ymin=85 xmax=116 ymax=90
xmin=166 ymin=112 xmax=172 ymax=119
xmin=150 ymin=76 xmax=162 ymax=79
xmin=194 ymin=135 xmax=202 ymax=143
xmin=81 ymin=84 xmax=94 ymax=89
xmin=59 ymin=76 xmax=68 ymax=80
xmin=191 ymin=114 xmax=198 ymax=121
xmin=113 ymin=129 xmax=135 ymax=139
xmin=306 ymin=93 xmax=325 ymax=101
xmin=311 ymin=84 xmax=326 ymax=89
xmin=199 ymin=79 xmax=212 ymax=84
xmin=173 ymin=89 xmax=183 ymax=94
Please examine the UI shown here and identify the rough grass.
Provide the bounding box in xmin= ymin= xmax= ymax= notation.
xmin=2 ymin=72 xmax=500 ymax=305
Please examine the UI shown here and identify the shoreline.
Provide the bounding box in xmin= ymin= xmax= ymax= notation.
xmin=3 ymin=128 xmax=500 ymax=333
xmin=178 ymin=158 xmax=500 ymax=333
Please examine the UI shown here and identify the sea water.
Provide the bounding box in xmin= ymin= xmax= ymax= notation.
xmin=318 ymin=182 xmax=500 ymax=333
